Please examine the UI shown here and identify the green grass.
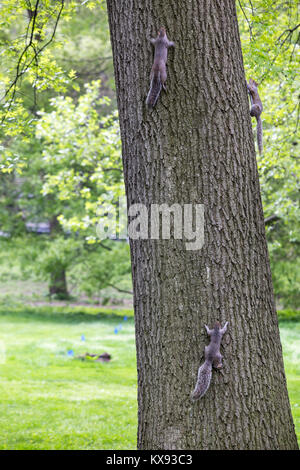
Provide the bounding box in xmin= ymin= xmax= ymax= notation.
xmin=0 ymin=306 xmax=299 ymax=449
xmin=279 ymin=321 xmax=300 ymax=446
xmin=0 ymin=306 xmax=137 ymax=450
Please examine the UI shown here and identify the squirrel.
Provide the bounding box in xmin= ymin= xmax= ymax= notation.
xmin=192 ymin=321 xmax=228 ymax=400
xmin=247 ymin=78 xmax=263 ymax=155
xmin=146 ymin=27 xmax=174 ymax=108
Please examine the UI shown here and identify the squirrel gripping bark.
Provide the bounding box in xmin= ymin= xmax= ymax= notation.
xmin=247 ymin=78 xmax=263 ymax=155
xmin=146 ymin=27 xmax=174 ymax=108
xmin=192 ymin=321 xmax=228 ymax=400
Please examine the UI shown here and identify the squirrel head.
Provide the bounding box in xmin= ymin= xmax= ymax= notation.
xmin=158 ymin=27 xmax=166 ymax=37
xmin=248 ymin=78 xmax=259 ymax=89
xmin=214 ymin=321 xmax=228 ymax=335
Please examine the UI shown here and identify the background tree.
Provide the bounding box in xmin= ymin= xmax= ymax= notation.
xmin=106 ymin=0 xmax=298 ymax=450
xmin=0 ymin=80 xmax=127 ymax=299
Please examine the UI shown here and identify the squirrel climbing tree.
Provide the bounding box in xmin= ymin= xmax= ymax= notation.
xmin=247 ymin=78 xmax=263 ymax=154
xmin=146 ymin=27 xmax=174 ymax=107
xmin=192 ymin=322 xmax=228 ymax=400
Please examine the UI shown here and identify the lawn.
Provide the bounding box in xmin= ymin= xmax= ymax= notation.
xmin=278 ymin=321 xmax=300 ymax=446
xmin=0 ymin=306 xmax=299 ymax=449
xmin=0 ymin=306 xmax=137 ymax=450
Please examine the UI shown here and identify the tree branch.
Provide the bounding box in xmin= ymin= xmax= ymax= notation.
xmin=276 ymin=23 xmax=300 ymax=45
xmin=1 ymin=0 xmax=65 ymax=123
xmin=237 ymin=0 xmax=253 ymax=41
xmin=264 ymin=214 xmax=281 ymax=226
xmin=107 ymin=283 xmax=133 ymax=295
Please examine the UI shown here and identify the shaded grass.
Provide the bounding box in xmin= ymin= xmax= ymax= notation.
xmin=0 ymin=278 xmax=133 ymax=307
xmin=0 ymin=306 xmax=298 ymax=449
xmin=0 ymin=303 xmax=134 ymax=322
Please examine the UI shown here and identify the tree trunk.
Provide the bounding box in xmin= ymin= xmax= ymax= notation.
xmin=49 ymin=267 xmax=69 ymax=299
xmin=106 ymin=0 xmax=298 ymax=450
xmin=48 ymin=215 xmax=69 ymax=299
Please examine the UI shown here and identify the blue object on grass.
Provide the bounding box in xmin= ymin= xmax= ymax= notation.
xmin=81 ymin=335 xmax=85 ymax=341
xmin=114 ymin=328 xmax=119 ymax=334
xmin=67 ymin=349 xmax=74 ymax=357
xmin=123 ymin=316 xmax=128 ymax=321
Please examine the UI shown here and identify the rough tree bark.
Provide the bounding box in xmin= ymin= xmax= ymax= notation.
xmin=106 ymin=0 xmax=298 ymax=450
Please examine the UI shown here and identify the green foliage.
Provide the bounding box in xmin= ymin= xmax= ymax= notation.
xmin=0 ymin=303 xmax=134 ymax=320
xmin=237 ymin=1 xmax=299 ymax=222
xmin=0 ymin=80 xmax=125 ymax=298
xmin=237 ymin=1 xmax=300 ymax=308
xmin=35 ymin=80 xmax=124 ymax=237
xmin=0 ymin=1 xmax=71 ymax=141
xmin=278 ymin=309 xmax=300 ymax=322
xmin=0 ymin=235 xmax=132 ymax=304
xmin=0 ymin=1 xmax=123 ymax=299
xmin=0 ymin=240 xmax=25 ymax=281
xmin=76 ymin=241 xmax=131 ymax=297
xmin=0 ymin=0 xmax=109 ymax=167
xmin=34 ymin=237 xmax=82 ymax=278
xmin=269 ymin=235 xmax=299 ymax=308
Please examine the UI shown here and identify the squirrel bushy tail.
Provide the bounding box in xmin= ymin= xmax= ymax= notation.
xmin=256 ymin=115 xmax=263 ymax=155
xmin=192 ymin=321 xmax=228 ymax=400
xmin=192 ymin=361 xmax=212 ymax=399
xmin=146 ymin=71 xmax=162 ymax=108
xmin=247 ymin=79 xmax=263 ymax=155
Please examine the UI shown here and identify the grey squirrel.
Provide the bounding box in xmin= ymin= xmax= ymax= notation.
xmin=146 ymin=27 xmax=174 ymax=108
xmin=247 ymin=78 xmax=263 ymax=155
xmin=192 ymin=321 xmax=228 ymax=400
